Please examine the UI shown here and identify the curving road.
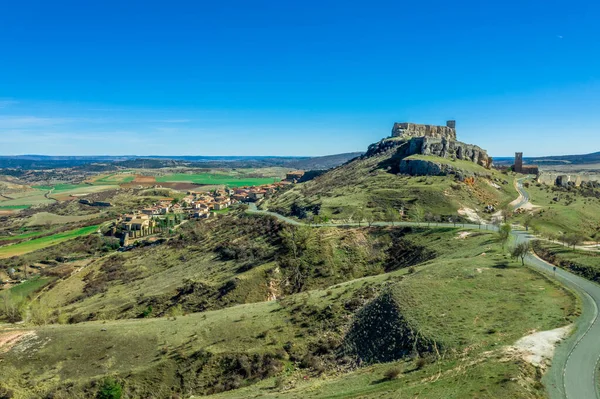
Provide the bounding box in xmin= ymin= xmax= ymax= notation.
xmin=248 ymin=177 xmax=600 ymax=399
xmin=513 ymin=230 xmax=600 ymax=399
xmin=513 ymin=176 xmax=532 ymax=209
xmin=513 ymin=177 xmax=600 ymax=399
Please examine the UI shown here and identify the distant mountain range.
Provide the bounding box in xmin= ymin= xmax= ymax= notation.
xmin=0 ymin=152 xmax=363 ymax=171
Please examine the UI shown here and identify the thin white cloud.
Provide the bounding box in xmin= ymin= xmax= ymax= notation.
xmin=0 ymin=100 xmax=19 ymax=109
xmin=0 ymin=116 xmax=80 ymax=129
xmin=154 ymin=119 xmax=192 ymax=123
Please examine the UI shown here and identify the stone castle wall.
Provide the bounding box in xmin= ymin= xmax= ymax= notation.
xmin=391 ymin=121 xmax=457 ymax=141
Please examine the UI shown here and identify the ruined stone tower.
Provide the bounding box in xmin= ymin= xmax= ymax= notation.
xmin=514 ymin=152 xmax=523 ymax=173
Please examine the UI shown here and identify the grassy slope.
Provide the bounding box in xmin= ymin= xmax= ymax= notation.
xmin=264 ymin=148 xmax=516 ymax=221
xmin=0 ymin=228 xmax=575 ymax=398
xmin=0 ymin=190 xmax=55 ymax=206
xmin=533 ymin=241 xmax=600 ymax=277
xmin=515 ymin=182 xmax=600 ymax=237
xmin=25 ymin=212 xmax=101 ymax=226
xmin=0 ymin=225 xmax=100 ymax=259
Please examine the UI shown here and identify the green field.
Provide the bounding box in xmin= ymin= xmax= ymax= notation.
xmin=514 ymin=182 xmax=600 ymax=238
xmin=0 ymin=229 xmax=52 ymax=242
xmin=0 ymin=225 xmax=100 ymax=259
xmin=0 ymin=205 xmax=30 ymax=211
xmin=0 ymin=190 xmax=55 ymax=207
xmin=91 ymin=173 xmax=135 ymax=185
xmin=533 ymin=240 xmax=600 ymax=281
xmin=25 ymin=212 xmax=100 ymax=227
xmin=156 ymin=173 xmax=278 ymax=187
xmin=9 ymin=276 xmax=55 ymax=299
xmin=31 ymin=184 xmax=87 ymax=192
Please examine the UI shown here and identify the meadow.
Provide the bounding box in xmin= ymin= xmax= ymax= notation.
xmin=156 ymin=173 xmax=279 ymax=187
xmin=533 ymin=240 xmax=600 ymax=282
xmin=0 ymin=225 xmax=100 ymax=259
xmin=32 ymin=183 xmax=87 ymax=192
xmin=0 ymin=229 xmax=53 ymax=242
xmin=515 ymin=182 xmax=600 ymax=237
xmin=9 ymin=276 xmax=55 ymax=299
xmin=89 ymin=173 xmax=135 ymax=185
xmin=0 ymin=205 xmax=30 ymax=210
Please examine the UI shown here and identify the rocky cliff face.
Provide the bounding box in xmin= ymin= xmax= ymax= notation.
xmin=364 ymin=136 xmax=492 ymax=177
xmin=366 ymin=137 xmax=491 ymax=167
xmin=412 ymin=137 xmax=491 ymax=168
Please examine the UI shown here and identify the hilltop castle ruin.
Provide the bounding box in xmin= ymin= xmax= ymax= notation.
xmin=365 ymin=120 xmax=493 ymax=176
xmin=391 ymin=120 xmax=457 ymax=141
xmin=393 ymin=120 xmax=491 ymax=168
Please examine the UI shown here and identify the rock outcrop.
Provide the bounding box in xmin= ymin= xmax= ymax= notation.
xmin=412 ymin=137 xmax=491 ymax=168
xmin=366 ymin=137 xmax=492 ymax=169
xmin=399 ymin=159 xmax=454 ymax=176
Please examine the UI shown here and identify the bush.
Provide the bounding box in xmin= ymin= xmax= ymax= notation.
xmin=0 ymin=385 xmax=14 ymax=399
xmin=96 ymin=378 xmax=122 ymax=399
xmin=384 ymin=366 xmax=402 ymax=380
xmin=0 ymin=291 xmax=24 ymax=323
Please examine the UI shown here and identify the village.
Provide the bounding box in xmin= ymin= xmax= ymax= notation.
xmin=116 ymin=171 xmax=304 ymax=245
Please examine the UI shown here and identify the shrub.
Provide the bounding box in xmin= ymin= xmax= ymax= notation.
xmin=0 ymin=291 xmax=24 ymax=323
xmin=96 ymin=378 xmax=122 ymax=399
xmin=384 ymin=366 xmax=402 ymax=380
xmin=0 ymin=385 xmax=14 ymax=399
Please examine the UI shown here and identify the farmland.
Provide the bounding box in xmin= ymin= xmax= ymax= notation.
xmin=0 ymin=225 xmax=100 ymax=259
xmin=31 ymin=184 xmax=86 ymax=192
xmin=156 ymin=173 xmax=279 ymax=187
xmin=0 ymin=205 xmax=30 ymax=211
xmin=9 ymin=276 xmax=55 ymax=299
xmin=89 ymin=173 xmax=135 ymax=185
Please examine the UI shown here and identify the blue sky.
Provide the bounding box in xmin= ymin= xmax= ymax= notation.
xmin=1 ymin=0 xmax=599 ymax=157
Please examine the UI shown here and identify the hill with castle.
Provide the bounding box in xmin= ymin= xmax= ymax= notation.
xmin=263 ymin=120 xmax=519 ymax=224
xmin=366 ymin=120 xmax=493 ymax=176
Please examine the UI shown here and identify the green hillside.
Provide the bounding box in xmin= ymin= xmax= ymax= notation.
xmin=263 ymin=145 xmax=517 ymax=223
xmin=0 ymin=222 xmax=574 ymax=398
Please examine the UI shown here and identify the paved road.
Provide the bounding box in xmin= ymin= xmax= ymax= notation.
xmin=248 ymin=179 xmax=600 ymax=399
xmin=513 ymin=177 xmax=600 ymax=399
xmin=513 ymin=176 xmax=532 ymax=209
xmin=511 ymin=230 xmax=600 ymax=399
